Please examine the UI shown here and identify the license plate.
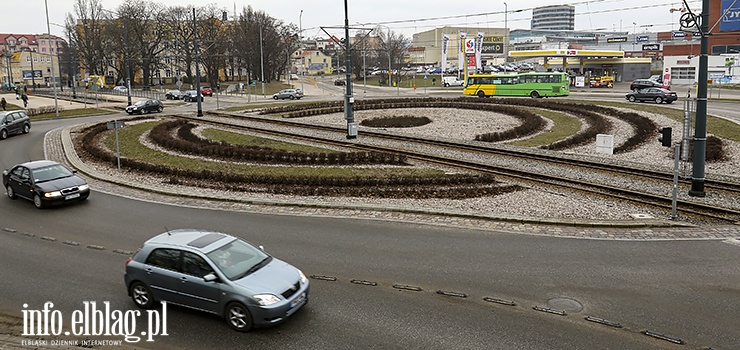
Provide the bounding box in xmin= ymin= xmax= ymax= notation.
xmin=290 ymin=293 xmax=305 ymax=308
xmin=65 ymin=193 xmax=80 ymax=200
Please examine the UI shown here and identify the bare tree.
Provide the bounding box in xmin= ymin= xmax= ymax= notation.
xmin=65 ymin=0 xmax=107 ymax=78
xmin=115 ymin=0 xmax=169 ymax=86
xmin=232 ymin=6 xmax=296 ymax=83
xmin=375 ymin=26 xmax=409 ymax=85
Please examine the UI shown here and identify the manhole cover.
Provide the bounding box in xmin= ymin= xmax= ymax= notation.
xmin=547 ymin=297 xmax=583 ymax=313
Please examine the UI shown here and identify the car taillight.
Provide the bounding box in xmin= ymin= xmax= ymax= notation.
xmin=125 ymin=257 xmax=132 ymax=265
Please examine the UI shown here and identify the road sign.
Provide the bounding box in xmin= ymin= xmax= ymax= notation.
xmin=106 ymin=120 xmax=125 ymax=130
xmin=636 ymin=35 xmax=649 ymax=42
xmin=424 ymin=75 xmax=428 ymax=80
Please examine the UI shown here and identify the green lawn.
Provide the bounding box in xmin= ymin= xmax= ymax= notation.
xmin=107 ymin=121 xmax=442 ymax=178
xmin=507 ymin=109 xmax=582 ymax=147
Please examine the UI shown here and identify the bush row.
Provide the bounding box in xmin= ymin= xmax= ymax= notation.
xmin=360 ymin=116 xmax=432 ymax=128
xmin=75 ymin=120 xmax=513 ymax=198
xmin=261 ymin=97 xmax=664 ymax=154
xmin=148 ymin=119 xmax=408 ymax=165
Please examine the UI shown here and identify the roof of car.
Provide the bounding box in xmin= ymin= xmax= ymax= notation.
xmin=145 ymin=229 xmax=234 ymax=252
xmin=18 ymin=160 xmax=62 ymax=170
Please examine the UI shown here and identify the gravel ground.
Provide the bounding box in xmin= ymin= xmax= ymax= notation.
xmin=71 ymin=106 xmax=740 ymax=224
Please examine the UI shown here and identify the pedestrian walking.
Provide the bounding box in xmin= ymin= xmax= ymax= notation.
xmin=1 ymin=97 xmax=6 ymax=111
xmin=21 ymin=94 xmax=28 ymax=108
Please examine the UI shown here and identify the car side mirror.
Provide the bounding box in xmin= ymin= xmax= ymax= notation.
xmin=203 ymin=272 xmax=218 ymax=283
xmin=259 ymin=245 xmax=265 ymax=251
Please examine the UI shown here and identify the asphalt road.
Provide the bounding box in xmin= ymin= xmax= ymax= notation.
xmin=1 ymin=103 xmax=739 ymax=349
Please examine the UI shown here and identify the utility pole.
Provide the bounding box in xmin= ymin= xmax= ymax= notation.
xmin=299 ymin=10 xmax=304 ymax=93
xmin=689 ymin=0 xmax=709 ymax=197
xmin=343 ymin=0 xmax=356 ymax=139
xmin=193 ymin=7 xmax=203 ymax=117
xmin=44 ymin=0 xmax=59 ymax=118
xmin=260 ymin=25 xmax=265 ymax=97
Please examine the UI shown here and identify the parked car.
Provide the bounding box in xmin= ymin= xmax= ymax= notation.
xmin=124 ymin=229 xmax=309 ymax=332
xmin=629 ymin=79 xmax=662 ymax=91
xmin=0 ymin=110 xmax=31 ymax=140
xmin=3 ymin=160 xmax=90 ymax=209
xmin=334 ymin=78 xmax=346 ymax=86
xmin=126 ymin=99 xmax=164 ymax=115
xmin=112 ymin=85 xmax=128 ymax=93
xmin=290 ymin=74 xmax=299 ymax=80
xmin=428 ymin=67 xmax=442 ymax=74
xmin=272 ymin=88 xmax=304 ymax=100
xmin=165 ymin=89 xmax=182 ymax=100
xmin=201 ymin=86 xmax=213 ymax=96
xmin=182 ymin=90 xmax=203 ymax=102
xmin=625 ymin=87 xmax=678 ymax=104
xmin=648 ymin=75 xmax=663 ymax=83
xmin=442 ymin=76 xmax=465 ymax=87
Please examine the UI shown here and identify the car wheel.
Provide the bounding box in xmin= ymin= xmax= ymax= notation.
xmin=289 ymin=95 xmax=295 ymax=100
xmin=273 ymin=96 xmax=278 ymax=100
xmin=655 ymin=96 xmax=664 ymax=104
xmin=157 ymin=106 xmax=163 ymax=113
xmin=23 ymin=124 xmax=30 ymax=134
xmin=139 ymin=109 xmax=145 ymax=115
xmin=130 ymin=282 xmax=155 ymax=309
xmin=225 ymin=302 xmax=253 ymax=332
xmin=628 ymin=96 xmax=636 ymax=102
xmin=6 ymin=184 xmax=16 ymax=199
xmin=530 ymin=91 xmax=540 ymax=98
xmin=666 ymin=100 xmax=673 ymax=104
xmin=443 ymin=83 xmax=449 ymax=87
xmin=33 ymin=194 xmax=45 ymax=209
xmin=476 ymin=90 xmax=485 ymax=98
xmin=0 ymin=129 xmax=7 ymax=140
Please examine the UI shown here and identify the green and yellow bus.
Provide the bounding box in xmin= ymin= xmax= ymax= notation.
xmin=463 ymin=71 xmax=570 ymax=98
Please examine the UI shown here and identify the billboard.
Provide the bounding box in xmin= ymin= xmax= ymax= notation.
xmin=481 ymin=35 xmax=503 ymax=54
xmin=607 ymin=37 xmax=627 ymax=43
xmin=721 ymin=0 xmax=740 ymax=31
xmin=22 ymin=70 xmax=43 ymax=79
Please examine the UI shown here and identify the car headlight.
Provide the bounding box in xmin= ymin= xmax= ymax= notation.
xmin=299 ymin=270 xmax=308 ymax=284
xmin=78 ymin=184 xmax=89 ymax=191
xmin=44 ymin=191 xmax=62 ymax=198
xmin=254 ymin=294 xmax=281 ymax=306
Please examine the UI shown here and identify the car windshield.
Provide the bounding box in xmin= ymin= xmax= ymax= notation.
xmin=134 ymin=100 xmax=147 ymax=106
xmin=32 ymin=164 xmax=74 ymax=183
xmin=206 ymin=238 xmax=271 ymax=280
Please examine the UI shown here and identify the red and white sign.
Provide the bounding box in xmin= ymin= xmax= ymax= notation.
xmin=566 ymin=50 xmax=578 ymax=56
xmin=464 ymin=39 xmax=475 ymax=54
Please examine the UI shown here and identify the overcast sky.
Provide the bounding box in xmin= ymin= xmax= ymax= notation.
xmin=3 ymin=0 xmax=699 ymax=39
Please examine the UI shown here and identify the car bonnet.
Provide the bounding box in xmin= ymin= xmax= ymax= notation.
xmin=36 ymin=176 xmax=86 ymax=191
xmin=230 ymin=258 xmax=300 ymax=294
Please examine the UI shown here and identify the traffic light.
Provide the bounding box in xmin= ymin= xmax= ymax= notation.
xmin=658 ymin=127 xmax=672 ymax=147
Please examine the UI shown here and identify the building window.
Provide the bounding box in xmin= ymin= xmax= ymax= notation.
xmin=165 ymin=69 xmax=172 ymax=78
xmin=672 ymin=67 xmax=695 ymax=80
xmin=41 ymin=47 xmax=46 ymax=53
xmin=33 ymin=56 xmax=38 ymax=62
xmin=26 ymin=56 xmax=31 ymax=62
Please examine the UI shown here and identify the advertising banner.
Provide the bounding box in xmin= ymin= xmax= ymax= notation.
xmin=459 ymin=32 xmax=466 ymax=71
xmin=474 ymin=32 xmax=484 ymax=70
xmin=721 ymin=0 xmax=740 ymax=31
xmin=441 ymin=34 xmax=450 ymax=70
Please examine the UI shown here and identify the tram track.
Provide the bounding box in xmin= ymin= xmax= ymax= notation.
xmin=155 ymin=111 xmax=740 ymax=223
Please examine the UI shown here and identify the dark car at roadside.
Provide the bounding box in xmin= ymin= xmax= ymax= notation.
xmin=629 ymin=79 xmax=662 ymax=91
xmin=126 ymin=99 xmax=164 ymax=115
xmin=0 ymin=110 xmax=31 ymax=140
xmin=3 ymin=160 xmax=90 ymax=209
xmin=625 ymin=87 xmax=678 ymax=104
xmin=334 ymin=79 xmax=345 ymax=86
xmin=165 ymin=89 xmax=182 ymax=100
xmin=182 ymin=90 xmax=203 ymax=102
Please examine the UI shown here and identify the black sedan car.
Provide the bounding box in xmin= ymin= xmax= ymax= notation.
xmin=3 ymin=160 xmax=90 ymax=209
xmin=0 ymin=110 xmax=31 ymax=140
xmin=629 ymin=79 xmax=662 ymax=91
xmin=625 ymin=87 xmax=678 ymax=104
xmin=165 ymin=89 xmax=182 ymax=100
xmin=126 ymin=99 xmax=164 ymax=115
xmin=181 ymin=90 xmax=203 ymax=102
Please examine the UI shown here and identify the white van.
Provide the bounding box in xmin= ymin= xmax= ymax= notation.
xmin=442 ymin=76 xmax=465 ymax=87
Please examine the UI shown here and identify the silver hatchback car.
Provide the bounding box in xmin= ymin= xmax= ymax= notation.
xmin=124 ymin=229 xmax=309 ymax=331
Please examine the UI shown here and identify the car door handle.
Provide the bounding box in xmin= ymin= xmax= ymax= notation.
xmin=180 ymin=276 xmax=188 ymax=283
xmin=145 ymin=268 xmax=153 ymax=275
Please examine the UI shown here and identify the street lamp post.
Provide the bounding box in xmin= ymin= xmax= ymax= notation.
xmin=193 ymin=7 xmax=203 ymax=116
xmin=504 ymin=2 xmax=507 ymax=64
xmin=259 ymin=25 xmax=265 ymax=97
xmin=299 ymin=10 xmax=304 ymax=93
xmin=44 ymin=0 xmax=59 ymax=117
